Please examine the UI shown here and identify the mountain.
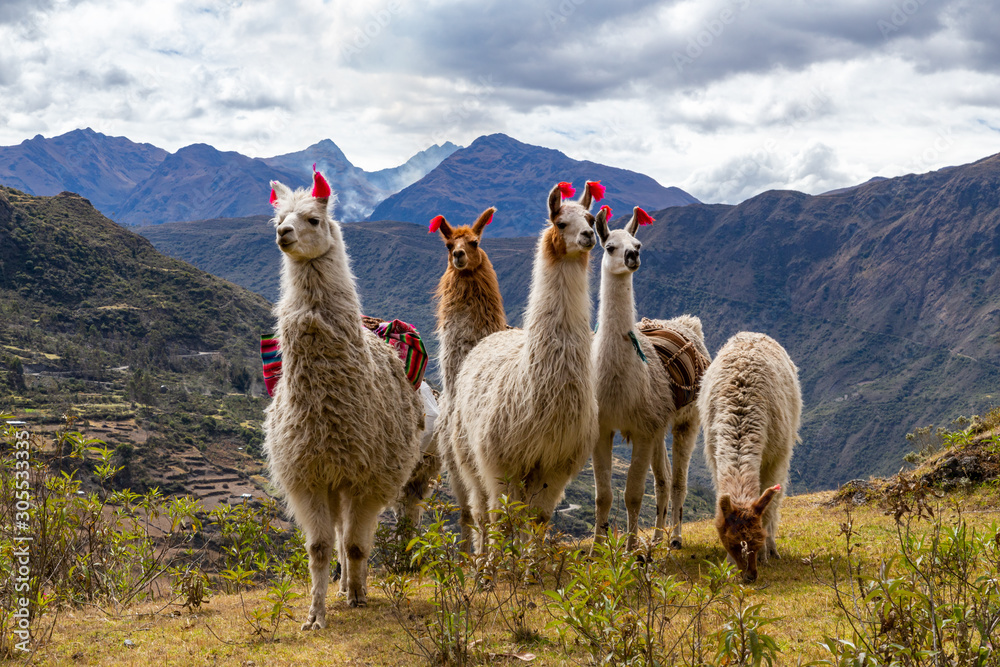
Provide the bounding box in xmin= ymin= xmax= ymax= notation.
xmin=365 ymin=142 xmax=461 ymax=193
xmin=0 ymin=185 xmax=272 ymax=369
xmin=0 ymin=130 xmax=461 ymax=226
xmin=367 ymin=134 xmax=700 ymax=236
xmin=0 ymin=128 xmax=167 ymax=215
xmin=139 ymin=152 xmax=1000 ymax=492
xmin=261 ymin=139 xmax=385 ymax=221
xmin=113 ymin=144 xmax=290 ymax=226
xmin=0 ymin=185 xmax=283 ymax=506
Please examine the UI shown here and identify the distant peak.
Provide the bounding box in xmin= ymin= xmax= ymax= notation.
xmin=473 ymin=133 xmax=520 ymax=147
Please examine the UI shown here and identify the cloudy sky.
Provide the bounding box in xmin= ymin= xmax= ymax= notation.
xmin=1 ymin=0 xmax=998 ymax=203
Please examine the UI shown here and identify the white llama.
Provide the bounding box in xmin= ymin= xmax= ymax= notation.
xmin=263 ymin=170 xmax=423 ymax=626
xmin=430 ymin=207 xmax=507 ymax=546
xmin=592 ymin=206 xmax=710 ymax=550
xmin=448 ymin=181 xmax=603 ymax=551
xmin=699 ymin=332 xmax=801 ymax=583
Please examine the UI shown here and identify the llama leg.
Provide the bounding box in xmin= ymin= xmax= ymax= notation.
xmin=624 ymin=436 xmax=655 ymax=551
xmin=591 ymin=428 xmax=615 ymax=548
xmin=762 ymin=488 xmax=783 ymax=561
xmin=331 ymin=487 xmax=347 ymax=594
xmin=286 ymin=485 xmax=335 ymax=630
xmin=669 ymin=418 xmax=696 ymax=550
xmin=450 ymin=470 xmax=476 ymax=553
xmin=651 ymin=432 xmax=671 ymax=545
xmin=531 ymin=469 xmax=574 ymax=526
xmin=466 ymin=477 xmax=492 ymax=554
xmin=341 ymin=495 xmax=382 ymax=608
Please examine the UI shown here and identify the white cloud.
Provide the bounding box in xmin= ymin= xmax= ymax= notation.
xmin=0 ymin=0 xmax=997 ymax=202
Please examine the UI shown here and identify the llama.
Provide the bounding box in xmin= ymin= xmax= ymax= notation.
xmin=699 ymin=332 xmax=801 ymax=583
xmin=592 ymin=206 xmax=710 ymax=550
xmin=448 ymin=181 xmax=603 ymax=551
xmin=263 ymin=170 xmax=423 ymax=626
xmin=430 ymin=207 xmax=507 ymax=546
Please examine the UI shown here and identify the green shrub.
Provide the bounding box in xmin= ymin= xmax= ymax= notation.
xmin=813 ymin=502 xmax=1000 ymax=666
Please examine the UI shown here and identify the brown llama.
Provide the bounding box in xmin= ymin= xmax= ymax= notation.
xmin=428 ymin=207 xmax=508 ymax=546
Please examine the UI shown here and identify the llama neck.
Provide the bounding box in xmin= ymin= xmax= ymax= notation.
xmin=523 ymin=235 xmax=592 ymax=357
xmin=276 ymin=248 xmax=364 ymax=345
xmin=715 ymin=426 xmax=769 ymax=506
xmin=596 ymin=269 xmax=638 ymax=341
xmin=435 ymin=254 xmax=506 ymax=334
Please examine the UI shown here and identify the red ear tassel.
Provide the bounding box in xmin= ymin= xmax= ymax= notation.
xmin=429 ymin=215 xmax=445 ymax=233
xmin=587 ymin=181 xmax=606 ymax=202
xmin=269 ymin=188 xmax=278 ymax=207
xmin=599 ymin=204 xmax=612 ymax=220
xmin=557 ymin=181 xmax=576 ymax=199
xmin=635 ymin=207 xmax=654 ymax=226
xmin=482 ymin=210 xmax=494 ymax=226
xmin=311 ymin=163 xmax=332 ymax=199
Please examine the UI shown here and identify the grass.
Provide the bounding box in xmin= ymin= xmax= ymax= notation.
xmin=24 ymin=490 xmax=1000 ymax=666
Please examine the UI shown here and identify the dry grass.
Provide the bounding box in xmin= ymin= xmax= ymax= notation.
xmin=25 ymin=490 xmax=1000 ymax=666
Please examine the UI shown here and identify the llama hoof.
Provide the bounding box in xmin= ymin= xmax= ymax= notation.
xmin=669 ymin=537 xmax=683 ymax=550
xmin=348 ymin=598 xmax=367 ymax=608
xmin=301 ymin=615 xmax=326 ymax=631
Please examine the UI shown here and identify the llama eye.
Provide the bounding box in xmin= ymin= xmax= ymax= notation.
xmin=635 ymin=243 xmax=642 ymax=250
xmin=468 ymin=241 xmax=478 ymax=249
xmin=447 ymin=244 xmax=454 ymax=251
xmin=606 ymin=245 xmax=616 ymax=253
xmin=556 ymin=222 xmax=567 ymax=230
xmin=308 ymin=217 xmax=320 ymax=226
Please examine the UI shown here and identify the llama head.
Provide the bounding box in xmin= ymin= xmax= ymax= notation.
xmin=714 ymin=485 xmax=780 ymax=583
xmin=269 ymin=170 xmax=341 ymax=262
xmin=544 ymin=181 xmax=598 ymax=261
xmin=597 ymin=206 xmax=647 ymax=276
xmin=431 ymin=207 xmax=496 ymax=272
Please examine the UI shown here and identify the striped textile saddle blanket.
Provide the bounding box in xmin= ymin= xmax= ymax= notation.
xmin=636 ymin=320 xmax=710 ymax=409
xmin=260 ymin=316 xmax=428 ymax=397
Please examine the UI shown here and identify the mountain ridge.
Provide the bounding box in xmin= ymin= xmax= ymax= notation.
xmin=0 ymin=129 xmax=464 ymax=225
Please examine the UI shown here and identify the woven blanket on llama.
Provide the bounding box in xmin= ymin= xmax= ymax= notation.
xmin=260 ymin=316 xmax=428 ymax=397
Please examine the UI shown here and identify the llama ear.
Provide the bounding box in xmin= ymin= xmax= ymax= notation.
xmin=269 ymin=180 xmax=292 ymax=208
xmin=752 ymin=485 xmax=781 ymax=516
xmin=625 ymin=207 xmax=641 ymax=236
xmin=580 ymin=180 xmax=604 ymax=210
xmin=311 ymin=164 xmax=332 ymax=201
xmin=718 ymin=494 xmax=734 ymax=515
xmin=594 ymin=205 xmax=610 ymax=246
xmin=430 ymin=215 xmax=453 ymax=239
xmin=472 ymin=207 xmax=496 ymax=236
xmin=548 ymin=184 xmax=565 ymax=222
xmin=625 ymin=207 xmax=653 ymax=236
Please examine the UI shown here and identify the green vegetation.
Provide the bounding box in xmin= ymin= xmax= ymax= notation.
xmin=3 ymin=414 xmax=999 ymax=665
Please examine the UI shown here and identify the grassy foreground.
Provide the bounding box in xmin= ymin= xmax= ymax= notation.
xmin=22 ymin=488 xmax=1000 ymax=666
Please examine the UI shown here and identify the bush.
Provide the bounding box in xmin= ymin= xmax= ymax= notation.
xmin=813 ymin=501 xmax=1000 ymax=666
xmin=0 ymin=417 xmax=310 ymax=655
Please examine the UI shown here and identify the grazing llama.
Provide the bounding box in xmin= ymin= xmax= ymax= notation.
xmin=592 ymin=206 xmax=710 ymax=550
xmin=263 ymin=170 xmax=423 ymax=625
xmin=448 ymin=181 xmax=604 ymax=551
xmin=699 ymin=332 xmax=801 ymax=582
xmin=430 ymin=207 xmax=507 ymax=545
